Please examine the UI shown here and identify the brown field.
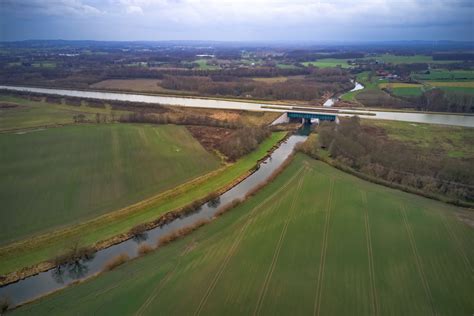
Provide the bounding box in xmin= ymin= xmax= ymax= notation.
xmin=252 ymin=75 xmax=306 ymax=83
xmin=90 ymin=79 xmax=188 ymax=94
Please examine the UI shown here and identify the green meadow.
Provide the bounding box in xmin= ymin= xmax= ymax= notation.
xmin=15 ymin=154 xmax=474 ymax=315
xmin=0 ymin=124 xmax=221 ymax=244
xmin=303 ymin=58 xmax=352 ymax=68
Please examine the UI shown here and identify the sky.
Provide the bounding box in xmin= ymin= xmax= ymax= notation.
xmin=1 ymin=0 xmax=473 ymax=42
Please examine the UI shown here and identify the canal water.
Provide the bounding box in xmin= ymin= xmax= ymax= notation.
xmin=0 ymin=134 xmax=307 ymax=307
xmin=1 ymin=85 xmax=473 ymax=127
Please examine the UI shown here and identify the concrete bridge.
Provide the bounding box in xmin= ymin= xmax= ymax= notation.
xmin=272 ymin=111 xmax=338 ymax=125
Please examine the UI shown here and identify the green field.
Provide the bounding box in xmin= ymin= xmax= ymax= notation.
xmin=412 ymin=70 xmax=474 ymax=81
xmin=303 ymin=58 xmax=352 ymax=68
xmin=193 ymin=58 xmax=220 ymax=70
xmin=0 ymin=131 xmax=285 ymax=276
xmin=391 ymin=87 xmax=424 ymax=96
xmin=0 ymin=124 xmax=221 ymax=244
xmin=15 ymin=154 xmax=474 ymax=315
xmin=365 ymin=54 xmax=460 ymax=65
xmin=0 ymin=95 xmax=127 ymax=131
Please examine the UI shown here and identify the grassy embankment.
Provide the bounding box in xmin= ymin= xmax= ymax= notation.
xmin=0 ymin=131 xmax=286 ymax=277
xmin=14 ymin=154 xmax=473 ymax=315
xmin=0 ymin=124 xmax=221 ymax=244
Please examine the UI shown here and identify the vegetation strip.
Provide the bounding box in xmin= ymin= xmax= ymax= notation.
xmin=134 ymin=243 xmax=194 ymax=316
xmin=253 ymin=171 xmax=306 ymax=315
xmin=400 ymin=204 xmax=436 ymax=316
xmin=439 ymin=212 xmax=473 ymax=273
xmin=194 ymin=166 xmax=305 ymax=315
xmin=313 ymin=178 xmax=334 ymax=316
xmin=361 ymin=191 xmax=379 ymax=316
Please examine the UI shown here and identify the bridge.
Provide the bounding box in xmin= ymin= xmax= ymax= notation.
xmin=287 ymin=111 xmax=337 ymax=122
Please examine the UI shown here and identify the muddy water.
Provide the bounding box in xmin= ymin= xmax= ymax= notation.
xmin=0 ymin=134 xmax=306 ymax=307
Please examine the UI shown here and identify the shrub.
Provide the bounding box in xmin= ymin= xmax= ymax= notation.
xmin=0 ymin=296 xmax=10 ymax=314
xmin=137 ymin=244 xmax=154 ymax=256
xmin=129 ymin=223 xmax=149 ymax=237
xmin=156 ymin=219 xmax=210 ymax=248
xmin=103 ymin=253 xmax=130 ymax=271
xmin=53 ymin=244 xmax=95 ymax=266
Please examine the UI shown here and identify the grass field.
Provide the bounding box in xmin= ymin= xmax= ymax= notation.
xmin=0 ymin=124 xmax=221 ymax=244
xmin=412 ymin=70 xmax=474 ymax=81
xmin=365 ymin=54 xmax=459 ymax=65
xmin=0 ymin=95 xmax=127 ymax=131
xmin=90 ymin=79 xmax=176 ymax=94
xmin=303 ymin=58 xmax=352 ymax=68
xmin=378 ymin=83 xmax=425 ymax=97
xmin=193 ymin=58 xmax=220 ymax=70
xmin=361 ymin=119 xmax=474 ymax=158
xmin=14 ymin=154 xmax=474 ymax=315
xmin=0 ymin=131 xmax=286 ymax=276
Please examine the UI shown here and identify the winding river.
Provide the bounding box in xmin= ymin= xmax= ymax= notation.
xmin=0 ymin=133 xmax=306 ymax=307
xmin=0 ymin=85 xmax=473 ymax=127
xmin=323 ymin=80 xmax=364 ymax=107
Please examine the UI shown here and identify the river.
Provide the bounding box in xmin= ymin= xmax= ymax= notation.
xmin=0 ymin=85 xmax=473 ymax=127
xmin=0 ymin=134 xmax=307 ymax=308
xmin=323 ymin=80 xmax=364 ymax=107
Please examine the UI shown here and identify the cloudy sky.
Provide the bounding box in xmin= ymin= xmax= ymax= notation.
xmin=1 ymin=0 xmax=473 ymax=41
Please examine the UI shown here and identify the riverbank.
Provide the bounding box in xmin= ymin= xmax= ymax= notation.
xmin=0 ymin=132 xmax=287 ymax=286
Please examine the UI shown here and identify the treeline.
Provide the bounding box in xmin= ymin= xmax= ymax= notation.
xmin=105 ymin=66 xmax=310 ymax=79
xmin=312 ymin=117 xmax=473 ymax=202
xmin=118 ymin=112 xmax=243 ymax=129
xmin=416 ymin=89 xmax=474 ymax=113
xmin=218 ymin=127 xmax=271 ymax=161
xmin=161 ymin=68 xmax=352 ymax=101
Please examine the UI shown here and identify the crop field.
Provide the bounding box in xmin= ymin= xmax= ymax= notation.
xmin=192 ymin=58 xmax=220 ymax=70
xmin=365 ymin=54 xmax=460 ymax=64
xmin=0 ymin=95 xmax=127 ymax=131
xmin=302 ymin=58 xmax=352 ymax=68
xmin=0 ymin=124 xmax=220 ymax=244
xmin=378 ymin=83 xmax=424 ymax=97
xmin=391 ymin=87 xmax=424 ymax=96
xmin=0 ymin=131 xmax=285 ymax=276
xmin=427 ymin=81 xmax=474 ymax=88
xmin=412 ymin=70 xmax=474 ymax=81
xmin=15 ymin=154 xmax=474 ymax=315
xmin=90 ymin=79 xmax=174 ymax=93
